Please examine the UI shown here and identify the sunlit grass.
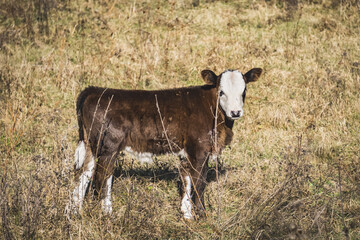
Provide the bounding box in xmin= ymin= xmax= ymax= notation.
xmin=0 ymin=0 xmax=359 ymax=239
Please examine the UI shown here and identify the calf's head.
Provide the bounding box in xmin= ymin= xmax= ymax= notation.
xmin=201 ymin=68 xmax=262 ymax=120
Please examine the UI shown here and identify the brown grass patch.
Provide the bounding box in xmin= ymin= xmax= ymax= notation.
xmin=1 ymin=0 xmax=359 ymax=239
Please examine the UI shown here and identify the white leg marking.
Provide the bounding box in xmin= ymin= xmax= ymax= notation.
xmin=102 ymin=175 xmax=113 ymax=214
xmin=74 ymin=141 xmax=86 ymax=169
xmin=181 ymin=176 xmax=192 ymax=219
xmin=72 ymin=156 xmax=95 ymax=211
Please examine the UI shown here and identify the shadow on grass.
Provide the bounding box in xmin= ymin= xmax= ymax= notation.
xmin=113 ymin=161 xmax=227 ymax=183
xmin=109 ymin=160 xmax=228 ymax=200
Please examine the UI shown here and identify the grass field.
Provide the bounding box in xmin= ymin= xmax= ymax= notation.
xmin=1 ymin=0 xmax=359 ymax=239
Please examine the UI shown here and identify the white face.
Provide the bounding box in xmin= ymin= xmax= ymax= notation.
xmin=219 ymin=70 xmax=246 ymax=120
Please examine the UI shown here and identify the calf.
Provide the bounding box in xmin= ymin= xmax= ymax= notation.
xmin=71 ymin=68 xmax=262 ymax=219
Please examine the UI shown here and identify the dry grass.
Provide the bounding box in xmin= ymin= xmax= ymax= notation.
xmin=1 ymin=0 xmax=359 ymax=239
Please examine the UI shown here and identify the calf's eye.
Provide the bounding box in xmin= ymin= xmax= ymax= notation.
xmin=219 ymin=90 xmax=224 ymax=96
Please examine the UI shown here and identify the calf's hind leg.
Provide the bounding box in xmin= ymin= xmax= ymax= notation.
xmin=94 ymin=153 xmax=118 ymax=214
xmin=72 ymin=145 xmax=96 ymax=212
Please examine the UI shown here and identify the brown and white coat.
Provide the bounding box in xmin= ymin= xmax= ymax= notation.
xmin=71 ymin=68 xmax=262 ymax=219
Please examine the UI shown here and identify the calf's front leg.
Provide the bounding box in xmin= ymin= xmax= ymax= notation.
xmin=180 ymin=153 xmax=209 ymax=219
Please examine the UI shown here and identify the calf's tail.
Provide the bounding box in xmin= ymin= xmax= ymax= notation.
xmin=76 ymin=89 xmax=88 ymax=142
xmin=74 ymin=88 xmax=89 ymax=169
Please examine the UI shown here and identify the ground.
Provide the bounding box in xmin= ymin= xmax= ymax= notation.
xmin=0 ymin=0 xmax=359 ymax=239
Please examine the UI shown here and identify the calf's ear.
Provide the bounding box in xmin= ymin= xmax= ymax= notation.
xmin=201 ymin=70 xmax=217 ymax=85
xmin=244 ymin=68 xmax=262 ymax=83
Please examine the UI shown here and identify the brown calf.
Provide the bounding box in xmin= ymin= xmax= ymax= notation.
xmin=71 ymin=68 xmax=262 ymax=219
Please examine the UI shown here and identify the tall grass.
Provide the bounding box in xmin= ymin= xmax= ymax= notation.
xmin=1 ymin=0 xmax=359 ymax=239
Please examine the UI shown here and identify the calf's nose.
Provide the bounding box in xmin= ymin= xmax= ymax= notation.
xmin=230 ymin=110 xmax=241 ymax=118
